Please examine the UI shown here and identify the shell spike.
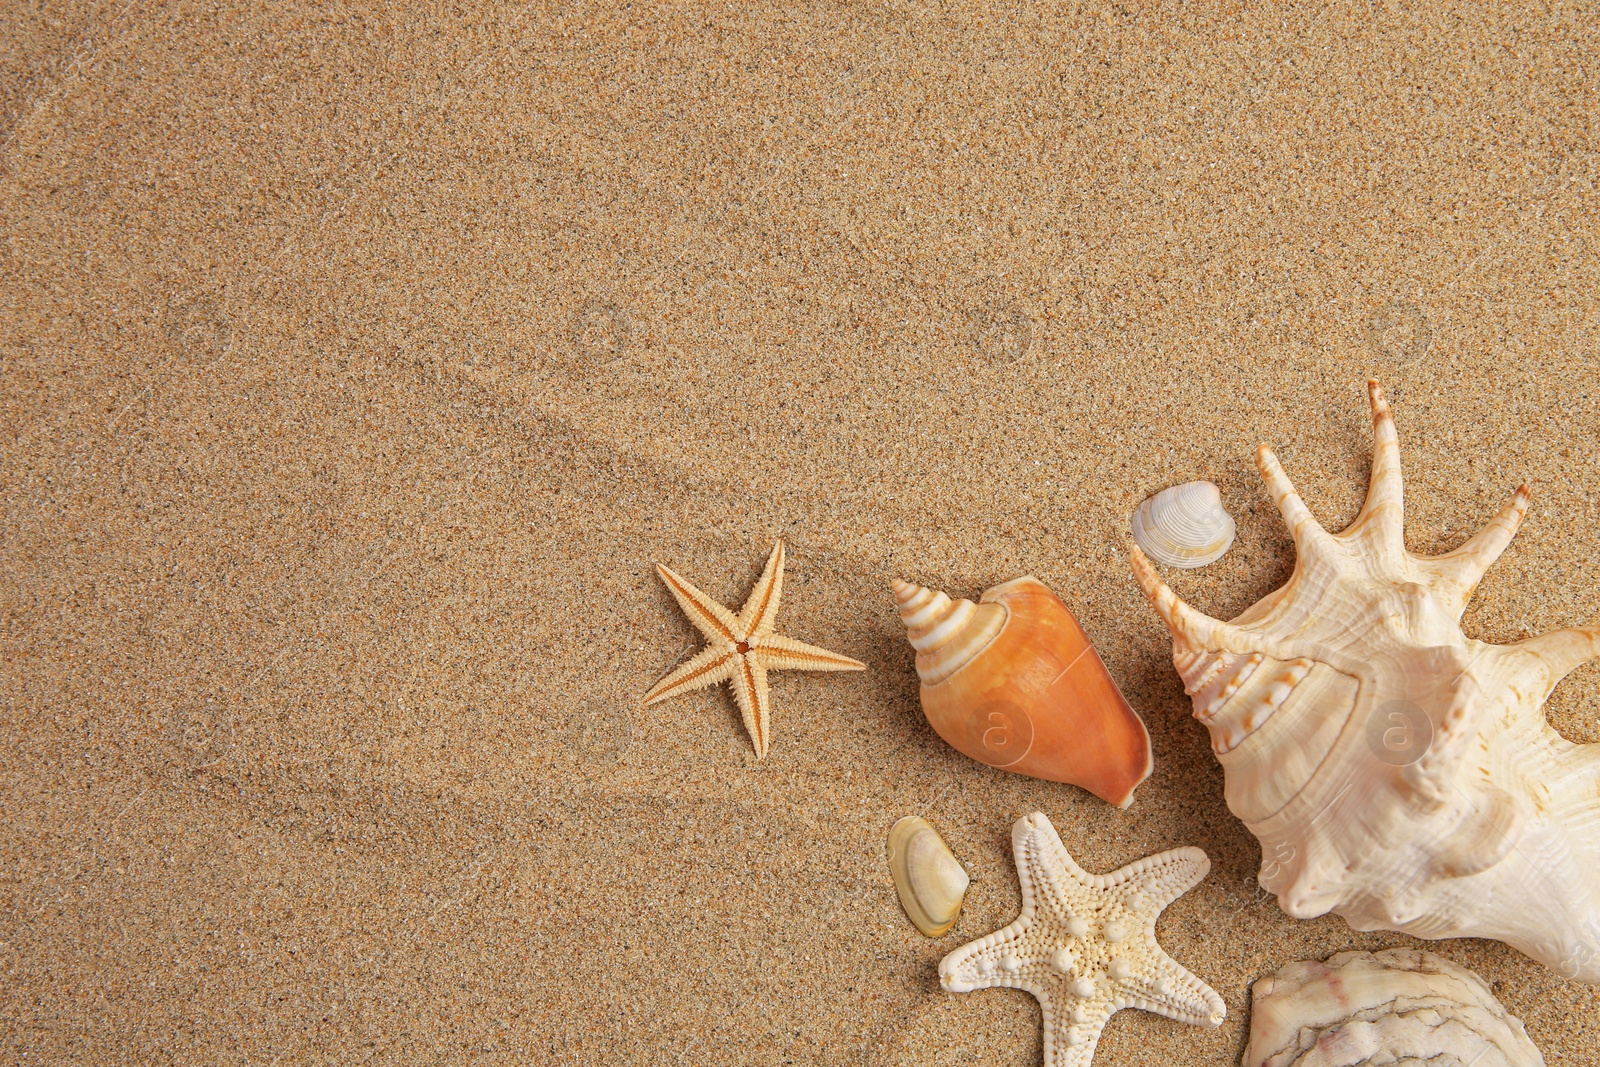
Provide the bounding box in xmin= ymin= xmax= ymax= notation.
xmin=1419 ymin=485 xmax=1532 ymax=616
xmin=1512 ymin=625 xmax=1600 ymax=689
xmin=1128 ymin=543 xmax=1271 ymax=659
xmin=1255 ymin=444 xmax=1337 ymax=555
xmin=1346 ymin=379 xmax=1407 ymax=552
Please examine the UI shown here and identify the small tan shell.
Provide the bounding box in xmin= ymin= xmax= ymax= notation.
xmin=887 ymin=816 xmax=970 ymax=937
xmin=1130 ymin=480 xmax=1236 ymax=569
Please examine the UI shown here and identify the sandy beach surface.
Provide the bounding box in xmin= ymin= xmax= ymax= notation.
xmin=3 ymin=2 xmax=1598 ymax=1063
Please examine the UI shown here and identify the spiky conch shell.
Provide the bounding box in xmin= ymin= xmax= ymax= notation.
xmin=1130 ymin=380 xmax=1600 ymax=981
xmin=1243 ymin=947 xmax=1544 ymax=1067
xmin=892 ymin=576 xmax=1152 ymax=808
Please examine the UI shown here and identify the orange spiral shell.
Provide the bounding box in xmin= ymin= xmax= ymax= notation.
xmin=893 ymin=576 xmax=1152 ymax=808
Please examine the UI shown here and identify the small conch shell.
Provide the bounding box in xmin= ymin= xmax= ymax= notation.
xmin=891 ymin=575 xmax=1153 ymax=808
xmin=1243 ymin=947 xmax=1545 ymax=1067
xmin=886 ymin=816 xmax=970 ymax=937
xmin=1130 ymin=480 xmax=1236 ymax=569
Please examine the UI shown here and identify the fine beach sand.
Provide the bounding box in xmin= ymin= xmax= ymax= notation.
xmin=3 ymin=3 xmax=1598 ymax=1063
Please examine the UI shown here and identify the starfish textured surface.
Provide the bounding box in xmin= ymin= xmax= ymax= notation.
xmin=642 ymin=541 xmax=865 ymax=758
xmin=939 ymin=812 xmax=1225 ymax=1067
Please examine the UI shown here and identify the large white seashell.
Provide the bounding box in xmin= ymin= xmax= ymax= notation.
xmin=886 ymin=816 xmax=970 ymax=937
xmin=1131 ymin=380 xmax=1600 ymax=981
xmin=1130 ymin=480 xmax=1237 ymax=569
xmin=1243 ymin=947 xmax=1544 ymax=1067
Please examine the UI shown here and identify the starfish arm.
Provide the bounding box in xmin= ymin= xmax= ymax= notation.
xmin=642 ymin=646 xmax=737 ymax=706
xmin=1127 ymin=947 xmax=1227 ymax=1027
xmin=1044 ymin=994 xmax=1113 ymax=1067
xmin=655 ymin=563 xmax=743 ymax=643
xmin=728 ymin=653 xmax=773 ymax=758
xmin=737 ymin=541 xmax=787 ymax=638
xmin=936 ymin=916 xmax=1040 ymax=993
xmin=1013 ymin=812 xmax=1098 ymax=919
xmin=752 ymin=632 xmax=866 ymax=673
xmin=1108 ymin=846 xmax=1212 ymax=913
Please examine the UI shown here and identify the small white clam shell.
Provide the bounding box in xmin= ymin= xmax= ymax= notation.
xmin=887 ymin=816 xmax=970 ymax=937
xmin=1130 ymin=480 xmax=1236 ymax=569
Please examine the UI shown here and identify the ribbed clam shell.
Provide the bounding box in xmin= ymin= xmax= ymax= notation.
xmin=1243 ymin=948 xmax=1544 ymax=1067
xmin=1130 ymin=480 xmax=1236 ymax=569
xmin=887 ymin=816 xmax=970 ymax=937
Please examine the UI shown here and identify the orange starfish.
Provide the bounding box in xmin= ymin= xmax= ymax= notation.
xmin=643 ymin=542 xmax=866 ymax=758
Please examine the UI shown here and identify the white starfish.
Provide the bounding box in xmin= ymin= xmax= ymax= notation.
xmin=940 ymin=812 xmax=1226 ymax=1067
xmin=642 ymin=541 xmax=865 ymax=758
